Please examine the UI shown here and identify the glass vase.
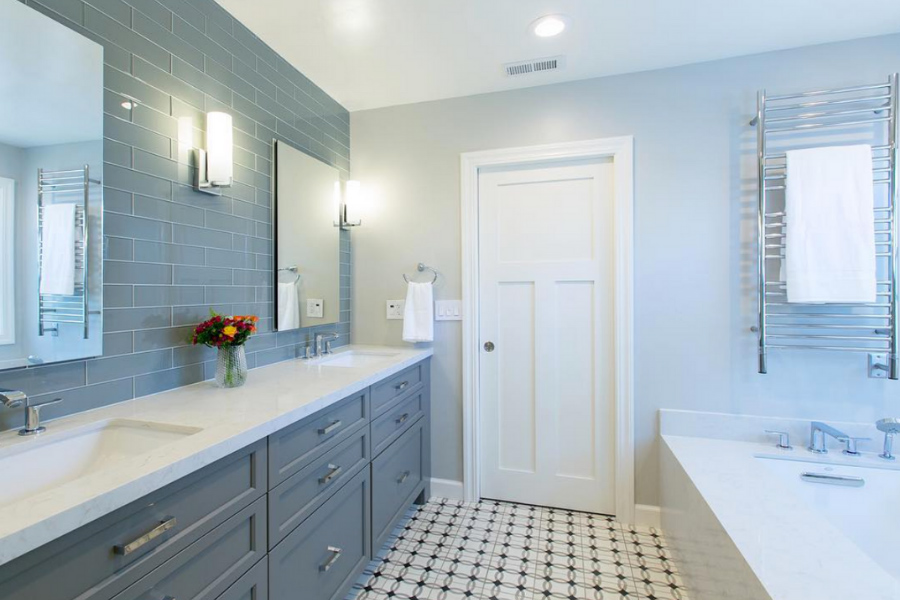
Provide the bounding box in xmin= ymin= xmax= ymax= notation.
xmin=216 ymin=345 xmax=248 ymax=388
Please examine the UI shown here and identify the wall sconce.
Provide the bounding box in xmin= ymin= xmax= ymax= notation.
xmin=338 ymin=180 xmax=363 ymax=229
xmin=194 ymin=112 xmax=233 ymax=195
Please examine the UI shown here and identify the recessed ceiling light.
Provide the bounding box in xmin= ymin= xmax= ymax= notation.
xmin=530 ymin=15 xmax=569 ymax=38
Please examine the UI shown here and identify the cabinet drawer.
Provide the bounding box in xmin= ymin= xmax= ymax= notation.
xmin=269 ymin=427 xmax=370 ymax=547
xmin=216 ymin=556 xmax=267 ymax=600
xmin=270 ymin=469 xmax=371 ymax=600
xmin=370 ymin=363 xmax=424 ymax=417
xmin=113 ymin=496 xmax=267 ymax=600
xmin=371 ymin=420 xmax=426 ymax=552
xmin=0 ymin=441 xmax=266 ymax=600
xmin=371 ymin=391 xmax=424 ymax=457
xmin=268 ymin=391 xmax=368 ymax=488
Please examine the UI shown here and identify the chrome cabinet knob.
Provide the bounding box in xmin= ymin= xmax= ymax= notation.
xmin=483 ymin=341 xmax=495 ymax=352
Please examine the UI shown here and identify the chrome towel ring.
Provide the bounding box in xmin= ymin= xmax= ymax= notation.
xmin=278 ymin=266 xmax=300 ymax=283
xmin=403 ymin=263 xmax=438 ymax=284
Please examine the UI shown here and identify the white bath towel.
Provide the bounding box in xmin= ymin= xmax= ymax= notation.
xmin=402 ymin=282 xmax=434 ymax=343
xmin=785 ymin=144 xmax=876 ymax=303
xmin=277 ymin=280 xmax=300 ymax=330
xmin=39 ymin=203 xmax=76 ymax=296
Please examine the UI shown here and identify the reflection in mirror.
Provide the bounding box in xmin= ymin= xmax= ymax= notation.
xmin=273 ymin=141 xmax=341 ymax=331
xmin=0 ymin=1 xmax=104 ymax=371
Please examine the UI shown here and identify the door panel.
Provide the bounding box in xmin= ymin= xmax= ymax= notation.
xmin=479 ymin=159 xmax=615 ymax=514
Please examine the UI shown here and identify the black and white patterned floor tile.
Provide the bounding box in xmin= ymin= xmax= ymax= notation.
xmin=346 ymin=499 xmax=689 ymax=600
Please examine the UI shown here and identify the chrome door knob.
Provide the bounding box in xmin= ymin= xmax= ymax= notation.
xmin=483 ymin=341 xmax=495 ymax=352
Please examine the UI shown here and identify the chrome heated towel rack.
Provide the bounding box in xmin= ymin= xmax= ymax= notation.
xmin=38 ymin=166 xmax=97 ymax=338
xmin=752 ymin=73 xmax=899 ymax=379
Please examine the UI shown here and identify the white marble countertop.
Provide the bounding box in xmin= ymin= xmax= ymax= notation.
xmin=662 ymin=432 xmax=900 ymax=600
xmin=0 ymin=345 xmax=432 ymax=566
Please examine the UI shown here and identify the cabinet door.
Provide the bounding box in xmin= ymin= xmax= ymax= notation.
xmin=371 ymin=419 xmax=426 ymax=552
xmin=0 ymin=441 xmax=266 ymax=600
xmin=270 ymin=469 xmax=371 ymax=600
xmin=216 ymin=557 xmax=268 ymax=600
xmin=370 ymin=363 xmax=424 ymax=417
xmin=113 ymin=497 xmax=267 ymax=600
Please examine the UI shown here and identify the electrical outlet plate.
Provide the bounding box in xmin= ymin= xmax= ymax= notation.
xmin=386 ymin=300 xmax=405 ymax=320
xmin=869 ymin=352 xmax=889 ymax=378
xmin=306 ymin=299 xmax=324 ymax=318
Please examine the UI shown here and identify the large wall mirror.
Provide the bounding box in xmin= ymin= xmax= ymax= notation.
xmin=0 ymin=0 xmax=104 ymax=371
xmin=273 ymin=141 xmax=341 ymax=331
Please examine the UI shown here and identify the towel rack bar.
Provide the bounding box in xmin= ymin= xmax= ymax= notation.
xmin=765 ymin=96 xmax=892 ymax=115
xmin=767 ymin=301 xmax=892 ymax=308
xmin=766 ymin=116 xmax=891 ymax=133
xmin=766 ymin=323 xmax=892 ymax=331
xmin=764 ymin=168 xmax=891 ymax=180
xmin=768 ymin=344 xmax=891 ymax=353
xmin=766 ymin=106 xmax=891 ymax=123
xmin=767 ymin=333 xmax=890 ymax=342
xmin=765 ymin=253 xmax=893 ymax=259
xmin=767 ymin=313 xmax=891 ymax=319
xmin=767 ymin=82 xmax=891 ymax=102
xmin=764 ymin=145 xmax=892 ymax=161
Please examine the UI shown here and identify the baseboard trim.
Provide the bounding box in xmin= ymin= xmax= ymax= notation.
xmin=634 ymin=504 xmax=661 ymax=529
xmin=429 ymin=478 xmax=465 ymax=501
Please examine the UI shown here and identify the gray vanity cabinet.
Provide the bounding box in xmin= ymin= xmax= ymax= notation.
xmin=0 ymin=357 xmax=431 ymax=600
xmin=0 ymin=440 xmax=267 ymax=600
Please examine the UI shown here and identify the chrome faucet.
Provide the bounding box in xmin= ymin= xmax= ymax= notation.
xmin=876 ymin=418 xmax=900 ymax=460
xmin=0 ymin=389 xmax=62 ymax=436
xmin=315 ymin=332 xmax=339 ymax=357
xmin=808 ymin=421 xmax=848 ymax=454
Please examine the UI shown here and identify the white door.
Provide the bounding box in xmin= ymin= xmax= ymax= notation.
xmin=478 ymin=158 xmax=616 ymax=514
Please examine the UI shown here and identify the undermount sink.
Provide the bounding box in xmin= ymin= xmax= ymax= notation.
xmin=0 ymin=419 xmax=202 ymax=507
xmin=317 ymin=350 xmax=400 ymax=368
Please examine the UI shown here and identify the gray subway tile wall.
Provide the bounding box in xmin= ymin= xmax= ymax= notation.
xmin=0 ymin=0 xmax=352 ymax=432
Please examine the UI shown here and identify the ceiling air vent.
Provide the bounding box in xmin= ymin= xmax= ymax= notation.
xmin=504 ymin=56 xmax=565 ymax=77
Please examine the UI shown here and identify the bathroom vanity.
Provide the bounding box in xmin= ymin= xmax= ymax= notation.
xmin=0 ymin=347 xmax=431 ymax=600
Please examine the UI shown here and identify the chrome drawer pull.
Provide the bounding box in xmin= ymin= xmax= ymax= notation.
xmin=318 ymin=420 xmax=342 ymax=435
xmin=395 ymin=413 xmax=410 ymax=426
xmin=397 ymin=470 xmax=411 ymax=485
xmin=114 ymin=517 xmax=177 ymax=556
xmin=800 ymin=472 xmax=865 ymax=487
xmin=319 ymin=464 xmax=342 ymax=485
xmin=319 ymin=546 xmax=343 ymax=572
xmin=394 ymin=381 xmax=409 ymax=391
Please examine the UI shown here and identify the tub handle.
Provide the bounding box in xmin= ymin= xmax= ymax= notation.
xmin=764 ymin=430 xmax=792 ymax=450
xmin=800 ymin=472 xmax=865 ymax=487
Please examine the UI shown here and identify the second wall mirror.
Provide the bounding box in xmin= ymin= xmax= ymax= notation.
xmin=273 ymin=140 xmax=341 ymax=331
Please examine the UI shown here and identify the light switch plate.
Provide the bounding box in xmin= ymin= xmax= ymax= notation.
xmin=387 ymin=300 xmax=405 ymax=320
xmin=435 ymin=300 xmax=462 ymax=321
xmin=307 ymin=299 xmax=324 ymax=318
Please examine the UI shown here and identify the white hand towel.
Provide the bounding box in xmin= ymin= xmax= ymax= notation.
xmin=785 ymin=144 xmax=876 ymax=303
xmin=39 ymin=203 xmax=76 ymax=296
xmin=277 ymin=281 xmax=300 ymax=330
xmin=402 ymin=282 xmax=434 ymax=343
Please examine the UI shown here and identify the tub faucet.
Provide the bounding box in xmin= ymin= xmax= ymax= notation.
xmin=808 ymin=421 xmax=849 ymax=454
xmin=876 ymin=418 xmax=900 ymax=461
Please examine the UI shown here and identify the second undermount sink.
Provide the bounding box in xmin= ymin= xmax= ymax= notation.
xmin=0 ymin=419 xmax=202 ymax=507
xmin=318 ymin=350 xmax=400 ymax=368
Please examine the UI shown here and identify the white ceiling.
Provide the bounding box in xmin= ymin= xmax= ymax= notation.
xmin=0 ymin=0 xmax=103 ymax=148
xmin=216 ymin=0 xmax=900 ymax=112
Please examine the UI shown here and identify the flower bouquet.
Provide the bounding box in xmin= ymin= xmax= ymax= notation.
xmin=191 ymin=311 xmax=258 ymax=388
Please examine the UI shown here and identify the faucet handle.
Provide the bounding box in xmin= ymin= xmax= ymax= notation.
xmin=837 ymin=436 xmax=870 ymax=456
xmin=19 ymin=397 xmax=62 ymax=437
xmin=765 ymin=430 xmax=793 ymax=450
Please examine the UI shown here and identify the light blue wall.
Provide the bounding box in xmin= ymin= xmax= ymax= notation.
xmin=351 ymin=33 xmax=900 ymax=505
xmin=0 ymin=0 xmax=351 ymax=432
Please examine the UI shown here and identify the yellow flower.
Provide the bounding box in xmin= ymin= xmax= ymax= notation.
xmin=223 ymin=325 xmax=237 ymax=337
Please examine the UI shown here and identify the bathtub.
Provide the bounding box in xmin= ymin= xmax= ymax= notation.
xmin=659 ymin=410 xmax=900 ymax=600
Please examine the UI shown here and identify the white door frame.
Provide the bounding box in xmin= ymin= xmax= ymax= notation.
xmin=460 ymin=137 xmax=635 ymax=523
